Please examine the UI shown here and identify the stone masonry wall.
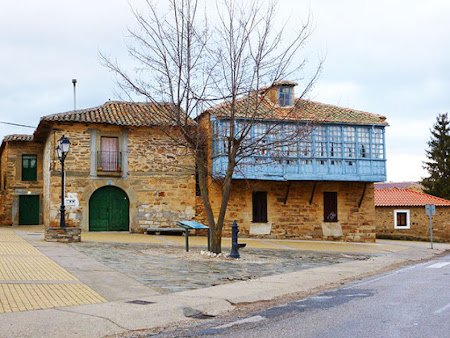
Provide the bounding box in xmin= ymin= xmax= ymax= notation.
xmin=0 ymin=144 xmax=8 ymax=223
xmin=196 ymin=180 xmax=376 ymax=242
xmin=376 ymin=206 xmax=450 ymax=242
xmin=45 ymin=123 xmax=196 ymax=232
xmin=0 ymin=141 xmax=44 ymax=225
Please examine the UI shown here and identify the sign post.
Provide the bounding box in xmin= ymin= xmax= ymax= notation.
xmin=425 ymin=204 xmax=436 ymax=249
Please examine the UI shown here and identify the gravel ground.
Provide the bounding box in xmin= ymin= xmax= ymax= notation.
xmin=70 ymin=242 xmax=372 ymax=294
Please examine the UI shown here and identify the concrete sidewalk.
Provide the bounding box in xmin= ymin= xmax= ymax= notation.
xmin=0 ymin=225 xmax=448 ymax=338
xmin=0 ymin=228 xmax=105 ymax=314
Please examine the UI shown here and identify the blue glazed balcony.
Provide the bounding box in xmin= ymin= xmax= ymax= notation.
xmin=211 ymin=120 xmax=387 ymax=182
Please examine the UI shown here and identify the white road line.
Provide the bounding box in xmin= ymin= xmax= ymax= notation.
xmin=345 ymin=293 xmax=370 ymax=297
xmin=426 ymin=262 xmax=450 ymax=269
xmin=310 ymin=296 xmax=334 ymax=300
xmin=216 ymin=315 xmax=266 ymax=329
xmin=434 ymin=303 xmax=450 ymax=314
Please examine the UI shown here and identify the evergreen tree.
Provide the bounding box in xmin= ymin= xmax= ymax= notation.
xmin=422 ymin=113 xmax=450 ymax=199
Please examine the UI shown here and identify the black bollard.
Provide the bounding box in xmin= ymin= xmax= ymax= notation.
xmin=229 ymin=220 xmax=240 ymax=258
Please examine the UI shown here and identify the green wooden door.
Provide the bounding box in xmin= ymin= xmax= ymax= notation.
xmin=19 ymin=195 xmax=40 ymax=225
xmin=89 ymin=186 xmax=129 ymax=231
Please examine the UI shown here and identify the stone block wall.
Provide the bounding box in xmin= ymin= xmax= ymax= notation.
xmin=376 ymin=206 xmax=450 ymax=242
xmin=44 ymin=123 xmax=196 ymax=232
xmin=0 ymin=141 xmax=44 ymax=225
xmin=196 ymin=180 xmax=376 ymax=242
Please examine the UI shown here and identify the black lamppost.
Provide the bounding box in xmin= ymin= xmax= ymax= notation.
xmin=56 ymin=135 xmax=70 ymax=228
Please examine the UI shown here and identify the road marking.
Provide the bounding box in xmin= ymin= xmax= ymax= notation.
xmin=435 ymin=303 xmax=450 ymax=314
xmin=310 ymin=296 xmax=334 ymax=300
xmin=427 ymin=262 xmax=450 ymax=269
xmin=216 ymin=315 xmax=265 ymax=329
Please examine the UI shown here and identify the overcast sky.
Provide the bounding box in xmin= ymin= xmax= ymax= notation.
xmin=0 ymin=0 xmax=449 ymax=182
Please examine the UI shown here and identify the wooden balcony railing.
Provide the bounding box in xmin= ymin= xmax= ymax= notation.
xmin=97 ymin=151 xmax=122 ymax=173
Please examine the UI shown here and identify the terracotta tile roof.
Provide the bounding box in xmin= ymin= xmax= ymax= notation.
xmin=40 ymin=101 xmax=186 ymax=127
xmin=2 ymin=134 xmax=33 ymax=142
xmin=375 ymin=188 xmax=450 ymax=207
xmin=208 ymin=94 xmax=387 ymax=126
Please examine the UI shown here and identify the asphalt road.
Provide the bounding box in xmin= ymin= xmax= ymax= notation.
xmin=156 ymin=253 xmax=450 ymax=338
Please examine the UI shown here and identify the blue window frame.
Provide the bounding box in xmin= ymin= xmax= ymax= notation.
xmin=357 ymin=128 xmax=370 ymax=158
xmin=278 ymin=86 xmax=293 ymax=107
xmin=372 ymin=127 xmax=384 ymax=159
xmin=211 ymin=117 xmax=386 ymax=182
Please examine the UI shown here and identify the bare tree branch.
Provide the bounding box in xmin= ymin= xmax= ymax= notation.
xmin=101 ymin=0 xmax=322 ymax=253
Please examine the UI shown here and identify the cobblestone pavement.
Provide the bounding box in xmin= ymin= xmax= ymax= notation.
xmin=0 ymin=227 xmax=105 ymax=313
xmin=70 ymin=241 xmax=373 ymax=294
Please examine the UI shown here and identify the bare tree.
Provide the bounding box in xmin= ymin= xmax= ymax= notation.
xmin=102 ymin=0 xmax=322 ymax=253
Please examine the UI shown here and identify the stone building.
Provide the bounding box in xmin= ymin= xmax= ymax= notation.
xmin=0 ymin=82 xmax=389 ymax=243
xmin=196 ymin=82 xmax=388 ymax=242
xmin=0 ymin=135 xmax=44 ymax=225
xmin=375 ymin=188 xmax=450 ymax=242
xmin=0 ymin=101 xmax=196 ymax=232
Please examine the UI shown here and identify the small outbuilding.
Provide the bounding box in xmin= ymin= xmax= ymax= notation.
xmin=375 ymin=188 xmax=450 ymax=242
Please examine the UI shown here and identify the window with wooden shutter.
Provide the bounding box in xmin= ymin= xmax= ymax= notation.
xmin=99 ymin=137 xmax=119 ymax=172
xmin=323 ymin=192 xmax=338 ymax=222
xmin=394 ymin=210 xmax=410 ymax=229
xmin=252 ymin=191 xmax=268 ymax=223
xmin=22 ymin=155 xmax=37 ymax=181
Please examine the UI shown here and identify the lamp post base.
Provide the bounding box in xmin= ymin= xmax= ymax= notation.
xmin=45 ymin=227 xmax=81 ymax=243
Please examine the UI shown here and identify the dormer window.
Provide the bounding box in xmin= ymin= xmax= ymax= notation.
xmin=278 ymin=86 xmax=293 ymax=107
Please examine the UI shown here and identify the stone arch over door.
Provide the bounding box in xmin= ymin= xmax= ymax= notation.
xmin=89 ymin=186 xmax=129 ymax=231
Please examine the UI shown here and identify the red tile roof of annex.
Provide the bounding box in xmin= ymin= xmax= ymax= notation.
xmin=375 ymin=188 xmax=450 ymax=207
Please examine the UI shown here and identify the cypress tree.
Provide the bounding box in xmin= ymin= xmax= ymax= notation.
xmin=422 ymin=113 xmax=450 ymax=199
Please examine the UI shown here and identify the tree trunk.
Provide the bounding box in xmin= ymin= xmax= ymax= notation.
xmin=196 ymin=150 xmax=217 ymax=250
xmin=212 ymin=156 xmax=236 ymax=253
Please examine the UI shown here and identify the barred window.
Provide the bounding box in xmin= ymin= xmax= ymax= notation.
xmin=221 ymin=120 xmax=231 ymax=154
xmin=329 ymin=127 xmax=342 ymax=158
xmin=314 ymin=127 xmax=327 ymax=157
xmin=372 ymin=128 xmax=384 ymax=159
xmin=253 ymin=123 xmax=268 ymax=155
xmin=357 ymin=128 xmax=370 ymax=158
xmin=343 ymin=127 xmax=356 ymax=158
xmin=299 ymin=140 xmax=312 ymax=157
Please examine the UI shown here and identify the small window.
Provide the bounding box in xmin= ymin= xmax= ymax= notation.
xmin=278 ymin=86 xmax=293 ymax=107
xmin=394 ymin=210 xmax=410 ymax=229
xmin=252 ymin=191 xmax=268 ymax=223
xmin=22 ymin=155 xmax=37 ymax=181
xmin=324 ymin=192 xmax=338 ymax=222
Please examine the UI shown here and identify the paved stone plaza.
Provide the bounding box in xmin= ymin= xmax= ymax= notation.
xmin=70 ymin=241 xmax=372 ymax=294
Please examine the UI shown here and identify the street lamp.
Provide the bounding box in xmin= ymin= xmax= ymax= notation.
xmin=56 ymin=135 xmax=70 ymax=228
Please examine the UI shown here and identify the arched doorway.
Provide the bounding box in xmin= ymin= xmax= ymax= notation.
xmin=89 ymin=186 xmax=129 ymax=231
